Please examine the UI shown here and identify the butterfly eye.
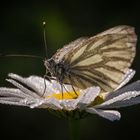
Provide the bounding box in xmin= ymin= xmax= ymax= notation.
xmin=48 ymin=59 xmax=57 ymax=67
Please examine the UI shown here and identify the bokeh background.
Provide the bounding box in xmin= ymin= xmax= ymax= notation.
xmin=0 ymin=1 xmax=140 ymax=140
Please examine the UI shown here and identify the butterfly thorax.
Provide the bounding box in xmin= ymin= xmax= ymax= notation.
xmin=44 ymin=58 xmax=70 ymax=83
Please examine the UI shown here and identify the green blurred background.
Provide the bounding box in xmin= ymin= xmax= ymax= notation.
xmin=0 ymin=1 xmax=140 ymax=140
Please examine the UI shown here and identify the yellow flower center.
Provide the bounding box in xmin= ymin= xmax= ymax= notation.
xmin=45 ymin=90 xmax=104 ymax=105
xmin=91 ymin=95 xmax=104 ymax=106
xmin=46 ymin=91 xmax=80 ymax=100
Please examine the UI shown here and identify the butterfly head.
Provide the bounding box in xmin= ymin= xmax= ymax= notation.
xmin=44 ymin=58 xmax=55 ymax=75
xmin=44 ymin=58 xmax=70 ymax=83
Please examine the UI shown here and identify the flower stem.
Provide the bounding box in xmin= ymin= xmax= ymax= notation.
xmin=69 ymin=119 xmax=81 ymax=140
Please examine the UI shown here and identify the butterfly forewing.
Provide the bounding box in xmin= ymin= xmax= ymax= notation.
xmin=52 ymin=37 xmax=88 ymax=63
xmin=51 ymin=25 xmax=137 ymax=93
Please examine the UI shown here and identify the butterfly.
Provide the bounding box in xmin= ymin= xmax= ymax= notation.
xmin=44 ymin=25 xmax=137 ymax=93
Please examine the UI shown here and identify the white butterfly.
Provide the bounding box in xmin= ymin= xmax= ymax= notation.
xmin=44 ymin=25 xmax=137 ymax=93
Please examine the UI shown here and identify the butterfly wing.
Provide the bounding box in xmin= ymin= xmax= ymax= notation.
xmin=54 ymin=25 xmax=137 ymax=93
xmin=52 ymin=37 xmax=88 ymax=62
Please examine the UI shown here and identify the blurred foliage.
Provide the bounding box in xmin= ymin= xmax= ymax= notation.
xmin=0 ymin=1 xmax=140 ymax=140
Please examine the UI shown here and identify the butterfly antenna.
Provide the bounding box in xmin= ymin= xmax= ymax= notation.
xmin=43 ymin=21 xmax=48 ymax=59
xmin=0 ymin=54 xmax=43 ymax=59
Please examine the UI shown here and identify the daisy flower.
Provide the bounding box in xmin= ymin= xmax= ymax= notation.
xmin=0 ymin=69 xmax=140 ymax=121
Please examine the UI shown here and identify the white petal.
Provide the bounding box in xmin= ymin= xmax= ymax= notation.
xmin=8 ymin=73 xmax=45 ymax=96
xmin=60 ymin=100 xmax=76 ymax=110
xmin=0 ymin=88 xmax=34 ymax=106
xmin=78 ymin=87 xmax=100 ymax=109
xmin=116 ymin=69 xmax=135 ymax=90
xmin=86 ymin=108 xmax=121 ymax=121
xmin=116 ymin=96 xmax=140 ymax=108
xmin=106 ymin=80 xmax=140 ymax=101
xmin=0 ymin=88 xmax=27 ymax=98
xmin=41 ymin=98 xmax=62 ymax=110
xmin=8 ymin=73 xmax=56 ymax=96
xmin=98 ymin=94 xmax=140 ymax=109
xmin=29 ymin=99 xmax=46 ymax=108
xmin=6 ymin=79 xmax=40 ymax=98
xmin=0 ymin=99 xmax=26 ymax=106
xmin=0 ymin=97 xmax=22 ymax=102
xmin=95 ymin=91 xmax=140 ymax=109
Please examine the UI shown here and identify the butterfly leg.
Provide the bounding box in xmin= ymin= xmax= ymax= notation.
xmin=62 ymin=84 xmax=73 ymax=96
xmin=42 ymin=74 xmax=53 ymax=97
xmin=68 ymin=75 xmax=78 ymax=96
xmin=71 ymin=84 xmax=78 ymax=96
xmin=60 ymin=83 xmax=64 ymax=99
xmin=42 ymin=75 xmax=48 ymax=97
